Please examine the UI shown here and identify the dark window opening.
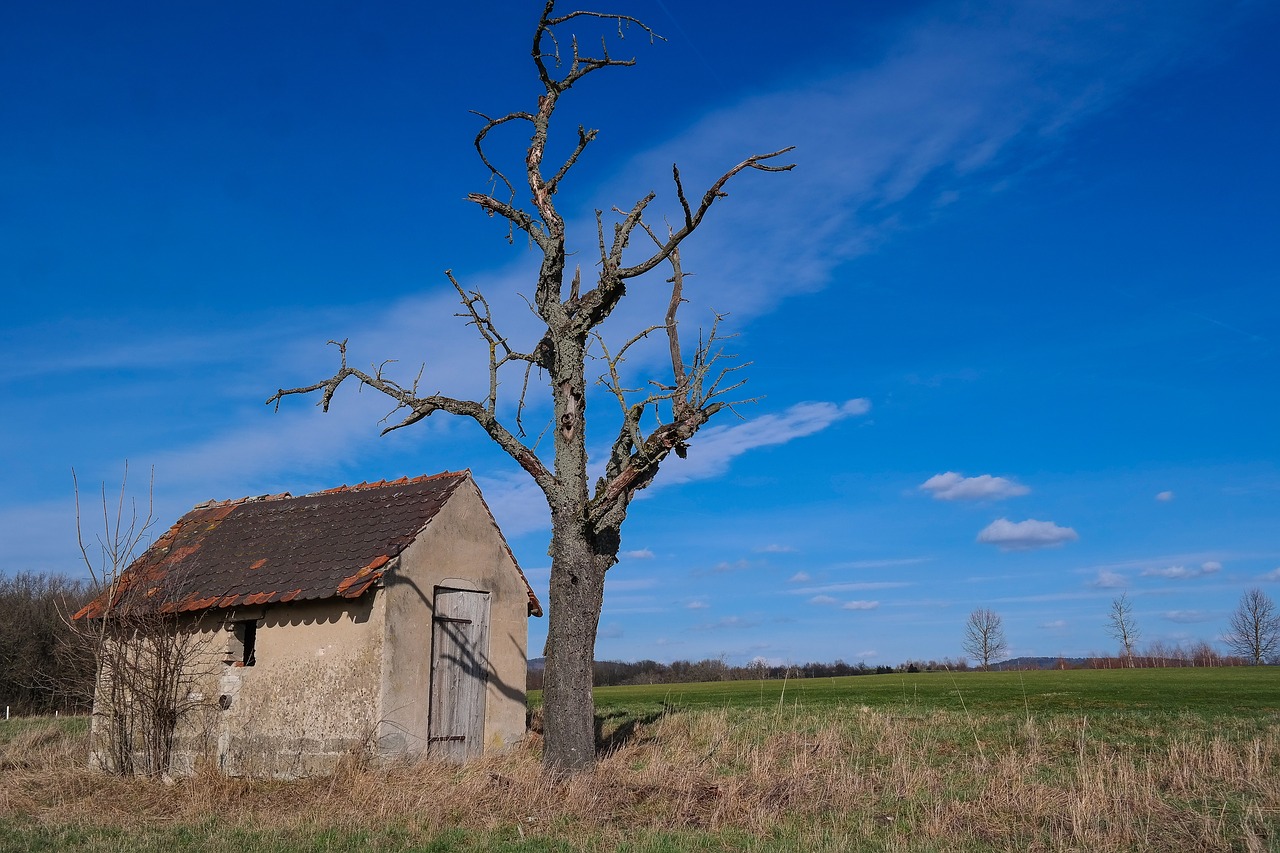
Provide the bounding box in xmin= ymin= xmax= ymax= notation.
xmin=230 ymin=620 xmax=257 ymax=667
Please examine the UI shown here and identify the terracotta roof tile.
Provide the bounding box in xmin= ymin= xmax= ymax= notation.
xmin=75 ymin=471 xmax=541 ymax=619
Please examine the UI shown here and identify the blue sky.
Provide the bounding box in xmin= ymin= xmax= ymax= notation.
xmin=3 ymin=0 xmax=1278 ymax=667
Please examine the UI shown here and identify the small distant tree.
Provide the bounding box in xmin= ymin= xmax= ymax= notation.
xmin=1106 ymin=593 xmax=1140 ymax=667
xmin=962 ymin=608 xmax=1008 ymax=671
xmin=1223 ymin=588 xmax=1280 ymax=666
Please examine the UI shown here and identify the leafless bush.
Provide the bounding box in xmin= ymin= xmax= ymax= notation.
xmin=64 ymin=465 xmax=215 ymax=777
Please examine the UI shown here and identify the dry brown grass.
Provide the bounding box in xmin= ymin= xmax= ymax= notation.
xmin=2 ymin=706 xmax=1277 ymax=851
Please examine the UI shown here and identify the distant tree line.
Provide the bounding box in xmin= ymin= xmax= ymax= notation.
xmin=529 ymin=657 xmax=943 ymax=690
xmin=0 ymin=571 xmax=94 ymax=715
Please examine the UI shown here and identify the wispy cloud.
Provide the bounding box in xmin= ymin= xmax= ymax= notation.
xmin=620 ymin=549 xmax=655 ymax=560
xmin=606 ymin=0 xmax=1237 ymax=321
xmin=710 ymin=559 xmax=753 ymax=574
xmin=1163 ymin=610 xmax=1215 ymax=623
xmin=921 ymin=472 xmax=1029 ymax=501
xmin=658 ymin=400 xmax=871 ymax=486
xmin=756 ymin=544 xmax=797 ymax=554
xmin=788 ymin=571 xmax=811 ymax=583
xmin=978 ymin=518 xmax=1078 ymax=551
xmin=1155 ymin=490 xmax=1176 ymax=502
xmin=694 ymin=615 xmax=760 ymax=632
xmin=833 ymin=557 xmax=931 ymax=570
xmin=790 ymin=581 xmax=913 ymax=596
xmin=1141 ymin=562 xmax=1222 ymax=580
xmin=1091 ymin=570 xmax=1128 ymax=589
xmin=1041 ymin=619 xmax=1068 ymax=630
xmin=809 ymin=595 xmax=839 ymax=606
xmin=842 ymin=600 xmax=880 ymax=611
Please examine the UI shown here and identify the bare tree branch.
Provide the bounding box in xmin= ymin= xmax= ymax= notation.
xmin=267 ymin=341 xmax=554 ymax=495
xmin=269 ymin=1 xmax=791 ymax=772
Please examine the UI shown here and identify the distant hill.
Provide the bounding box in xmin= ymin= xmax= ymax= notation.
xmin=993 ymin=656 xmax=1089 ymax=671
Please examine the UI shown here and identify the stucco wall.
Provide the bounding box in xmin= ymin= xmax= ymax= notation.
xmin=381 ymin=478 xmax=531 ymax=758
xmin=169 ymin=595 xmax=384 ymax=777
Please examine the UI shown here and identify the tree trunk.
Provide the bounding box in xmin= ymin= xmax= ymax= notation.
xmin=541 ymin=515 xmax=608 ymax=771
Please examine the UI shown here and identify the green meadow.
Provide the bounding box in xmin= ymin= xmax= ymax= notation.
xmin=581 ymin=666 xmax=1280 ymax=716
xmin=3 ymin=667 xmax=1279 ymax=852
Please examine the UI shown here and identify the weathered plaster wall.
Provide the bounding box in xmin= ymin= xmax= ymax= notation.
xmin=171 ymin=595 xmax=384 ymax=777
xmin=382 ymin=478 xmax=530 ymax=758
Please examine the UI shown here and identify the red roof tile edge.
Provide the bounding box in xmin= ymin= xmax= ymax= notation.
xmin=71 ymin=470 xmax=546 ymax=621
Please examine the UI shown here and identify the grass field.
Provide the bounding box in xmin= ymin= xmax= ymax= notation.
xmin=586 ymin=666 xmax=1280 ymax=716
xmin=2 ymin=668 xmax=1278 ymax=852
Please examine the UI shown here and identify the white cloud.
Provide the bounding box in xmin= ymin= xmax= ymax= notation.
xmin=1155 ymin=490 xmax=1175 ymax=502
xmin=686 ymin=600 xmax=709 ymax=610
xmin=1091 ymin=570 xmax=1128 ymax=589
xmin=1262 ymin=568 xmax=1280 ymax=582
xmin=1141 ymin=563 xmax=1219 ymax=580
xmin=809 ymin=595 xmax=838 ymax=606
xmin=756 ymin=544 xmax=797 ymax=554
xmin=920 ymin=472 xmax=1029 ymax=501
xmin=1041 ymin=619 xmax=1068 ymax=630
xmin=1163 ymin=610 xmax=1214 ymax=623
xmin=842 ymin=600 xmax=880 ymax=611
xmin=977 ymin=518 xmax=1078 ymax=550
xmin=620 ymin=549 xmax=655 ymax=560
xmin=657 ymin=400 xmax=871 ymax=486
xmin=1142 ymin=565 xmax=1193 ymax=579
xmin=788 ymin=571 xmax=811 ymax=583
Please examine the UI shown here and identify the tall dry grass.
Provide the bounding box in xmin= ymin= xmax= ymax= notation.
xmin=1 ymin=705 xmax=1277 ymax=851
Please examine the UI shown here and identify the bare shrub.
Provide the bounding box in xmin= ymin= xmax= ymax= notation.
xmin=64 ymin=465 xmax=216 ymax=777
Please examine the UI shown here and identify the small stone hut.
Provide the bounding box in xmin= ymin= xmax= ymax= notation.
xmin=75 ymin=471 xmax=541 ymax=776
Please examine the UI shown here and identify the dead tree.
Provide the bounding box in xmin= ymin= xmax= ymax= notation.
xmin=267 ymin=2 xmax=793 ymax=771
xmin=1106 ymin=593 xmax=1140 ymax=667
xmin=1223 ymin=588 xmax=1280 ymax=666
xmin=962 ymin=608 xmax=1008 ymax=670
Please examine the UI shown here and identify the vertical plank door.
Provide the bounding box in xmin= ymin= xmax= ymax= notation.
xmin=427 ymin=588 xmax=491 ymax=761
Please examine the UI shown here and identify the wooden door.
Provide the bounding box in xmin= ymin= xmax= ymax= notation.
xmin=427 ymin=588 xmax=491 ymax=761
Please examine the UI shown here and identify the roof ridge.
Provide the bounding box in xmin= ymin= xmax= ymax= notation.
xmin=300 ymin=470 xmax=466 ymax=498
xmin=193 ymin=491 xmax=292 ymax=510
xmin=191 ymin=471 xmax=471 ymax=509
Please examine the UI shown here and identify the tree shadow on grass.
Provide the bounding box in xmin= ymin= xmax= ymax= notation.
xmin=594 ymin=705 xmax=674 ymax=755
